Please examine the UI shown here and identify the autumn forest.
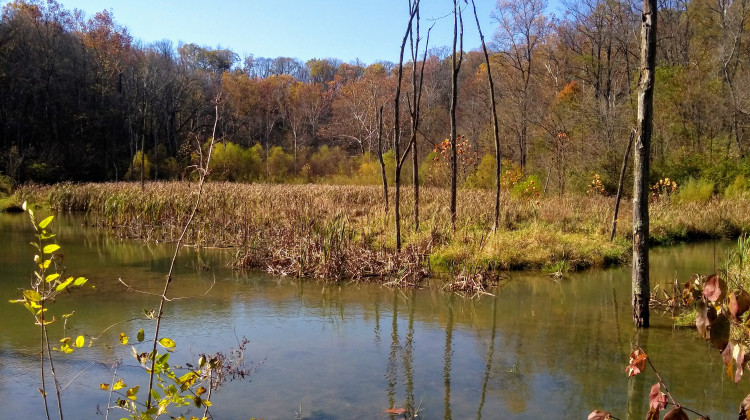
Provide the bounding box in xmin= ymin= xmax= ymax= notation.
xmin=0 ymin=0 xmax=747 ymax=195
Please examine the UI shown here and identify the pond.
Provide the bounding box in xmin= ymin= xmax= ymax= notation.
xmin=0 ymin=212 xmax=747 ymax=419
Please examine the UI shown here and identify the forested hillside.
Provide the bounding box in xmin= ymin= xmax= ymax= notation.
xmin=0 ymin=0 xmax=747 ymax=195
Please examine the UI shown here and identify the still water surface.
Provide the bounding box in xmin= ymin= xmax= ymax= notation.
xmin=0 ymin=212 xmax=747 ymax=419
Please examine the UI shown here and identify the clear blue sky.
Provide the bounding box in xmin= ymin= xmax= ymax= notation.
xmin=47 ymin=0 xmax=503 ymax=64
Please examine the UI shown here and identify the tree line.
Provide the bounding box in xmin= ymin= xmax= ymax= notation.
xmin=0 ymin=0 xmax=748 ymax=196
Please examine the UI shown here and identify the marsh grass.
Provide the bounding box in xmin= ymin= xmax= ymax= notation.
xmin=18 ymin=181 xmax=750 ymax=284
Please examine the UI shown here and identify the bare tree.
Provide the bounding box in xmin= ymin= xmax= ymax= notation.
xmin=633 ymin=0 xmax=657 ymax=328
xmin=471 ymin=0 xmax=502 ymax=232
xmin=394 ymin=0 xmax=420 ymax=251
xmin=450 ymin=0 xmax=464 ymax=231
xmin=493 ymin=0 xmax=549 ymax=172
xmin=407 ymin=1 xmax=432 ymax=232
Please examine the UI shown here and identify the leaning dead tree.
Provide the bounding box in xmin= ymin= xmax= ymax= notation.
xmin=632 ymin=0 xmax=657 ymax=328
xmin=470 ymin=0 xmax=501 ymax=232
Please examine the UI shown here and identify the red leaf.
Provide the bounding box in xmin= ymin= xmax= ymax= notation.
xmin=723 ymin=341 xmax=735 ymax=366
xmin=663 ymin=406 xmax=689 ymax=420
xmin=384 ymin=407 xmax=407 ymax=415
xmin=649 ymin=383 xmax=667 ymax=411
xmin=703 ymin=274 xmax=726 ymax=303
xmin=587 ymin=410 xmax=611 ymax=420
xmin=626 ymin=347 xmax=648 ymax=378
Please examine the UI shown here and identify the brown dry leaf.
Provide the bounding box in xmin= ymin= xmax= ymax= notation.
xmin=649 ymin=383 xmax=668 ymax=411
xmin=663 ymin=406 xmax=689 ymax=420
xmin=730 ymin=290 xmax=750 ymax=320
xmin=739 ymin=394 xmax=750 ymax=420
xmin=696 ymin=300 xmax=710 ymax=339
xmin=626 ymin=347 xmax=648 ymax=377
xmin=646 ymin=407 xmax=660 ymax=420
xmin=703 ymin=274 xmax=726 ymax=303
xmin=710 ymin=313 xmax=731 ymax=351
xmin=587 ymin=410 xmax=611 ymax=420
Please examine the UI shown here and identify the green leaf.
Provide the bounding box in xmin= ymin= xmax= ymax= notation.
xmin=137 ymin=328 xmax=144 ymax=342
xmin=150 ymin=389 xmax=161 ymax=401
xmin=158 ymin=337 xmax=176 ymax=351
xmin=73 ymin=277 xmax=88 ymax=286
xmin=45 ymin=273 xmax=59 ymax=283
xmin=75 ymin=335 xmax=85 ymax=348
xmin=38 ymin=215 xmax=54 ymax=229
xmin=55 ymin=277 xmax=73 ymax=292
xmin=42 ymin=244 xmax=60 ymax=254
xmin=126 ymin=385 xmax=139 ymax=401
xmin=23 ymin=289 xmax=42 ymax=302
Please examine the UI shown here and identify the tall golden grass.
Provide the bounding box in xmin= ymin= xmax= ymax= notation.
xmin=16 ymin=182 xmax=750 ymax=282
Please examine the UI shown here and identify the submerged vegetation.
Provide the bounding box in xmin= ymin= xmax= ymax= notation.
xmin=10 ymin=181 xmax=750 ymax=284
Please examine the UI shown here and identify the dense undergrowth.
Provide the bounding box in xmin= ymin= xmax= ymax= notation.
xmin=10 ymin=181 xmax=750 ymax=283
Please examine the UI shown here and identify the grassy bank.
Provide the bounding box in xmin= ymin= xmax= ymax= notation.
xmin=15 ymin=182 xmax=750 ymax=283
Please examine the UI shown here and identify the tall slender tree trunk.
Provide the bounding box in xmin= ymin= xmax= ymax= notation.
xmin=449 ymin=0 xmax=463 ymax=231
xmin=470 ymin=0 xmax=501 ymax=233
xmin=632 ymin=0 xmax=657 ymax=328
xmin=611 ymin=130 xmax=634 ymax=241
xmin=377 ymin=106 xmax=389 ymax=213
xmin=394 ymin=1 xmax=419 ymax=252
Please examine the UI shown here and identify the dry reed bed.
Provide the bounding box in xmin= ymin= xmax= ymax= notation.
xmin=17 ymin=182 xmax=750 ymax=284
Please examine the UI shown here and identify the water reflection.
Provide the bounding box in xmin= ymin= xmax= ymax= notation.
xmin=0 ymin=213 xmax=745 ymax=419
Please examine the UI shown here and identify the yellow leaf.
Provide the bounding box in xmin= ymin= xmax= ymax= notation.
xmin=42 ymin=244 xmax=60 ymax=254
xmin=45 ymin=273 xmax=59 ymax=283
xmin=74 ymin=335 xmax=85 ymax=348
xmin=38 ymin=215 xmax=54 ymax=229
xmin=126 ymin=385 xmax=139 ymax=400
xmin=112 ymin=379 xmax=126 ymax=390
xmin=99 ymin=383 xmax=109 ymax=390
xmin=119 ymin=333 xmax=129 ymax=345
xmin=158 ymin=337 xmax=176 ymax=351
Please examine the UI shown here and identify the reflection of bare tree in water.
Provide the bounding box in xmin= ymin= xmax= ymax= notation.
xmin=384 ymin=290 xmax=418 ymax=417
xmin=444 ymin=294 xmax=455 ymax=420
xmin=476 ymin=293 xmax=499 ymax=419
xmin=403 ymin=290 xmax=416 ymax=414
xmin=373 ymin=297 xmax=381 ymax=348
xmin=386 ymin=291 xmax=399 ymax=411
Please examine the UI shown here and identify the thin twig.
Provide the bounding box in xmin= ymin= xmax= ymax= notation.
xmin=145 ymin=97 xmax=221 ymax=410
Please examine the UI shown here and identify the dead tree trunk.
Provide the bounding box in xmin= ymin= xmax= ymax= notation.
xmin=377 ymin=106 xmax=388 ymax=214
xmin=470 ymin=0 xmax=501 ymax=233
xmin=394 ymin=1 xmax=419 ymax=252
xmin=633 ymin=0 xmax=657 ymax=328
xmin=408 ymin=4 xmax=432 ymax=233
xmin=449 ymin=0 xmax=464 ymax=231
